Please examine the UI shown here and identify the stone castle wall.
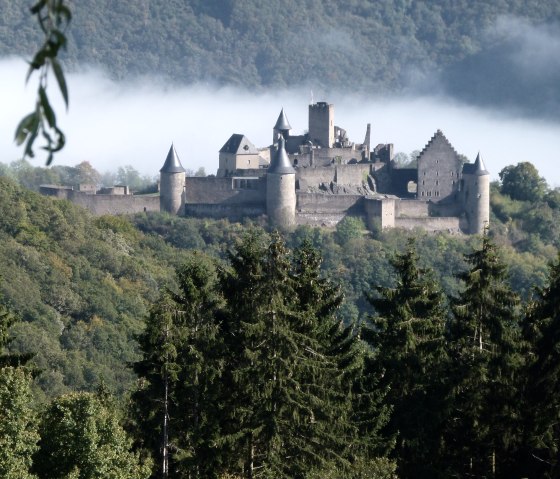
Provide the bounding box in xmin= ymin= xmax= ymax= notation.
xmin=184 ymin=203 xmax=265 ymax=220
xmin=296 ymin=193 xmax=364 ymax=214
xmin=67 ymin=191 xmax=160 ymax=216
xmin=311 ymin=148 xmax=364 ymax=166
xmin=185 ymin=177 xmax=266 ymax=205
xmin=296 ymin=212 xmax=351 ymax=227
xmin=297 ymin=164 xmax=371 ymax=186
xmin=395 ymin=216 xmax=463 ymax=233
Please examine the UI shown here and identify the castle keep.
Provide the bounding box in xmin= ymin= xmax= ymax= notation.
xmin=41 ymin=101 xmax=490 ymax=234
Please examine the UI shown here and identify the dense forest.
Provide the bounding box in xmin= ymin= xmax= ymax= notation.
xmin=1 ymin=156 xmax=560 ymax=476
xmin=2 ymin=0 xmax=560 ymax=118
xmin=2 ymin=1 xmax=560 ymax=476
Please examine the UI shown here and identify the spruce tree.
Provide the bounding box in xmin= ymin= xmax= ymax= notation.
xmin=363 ymin=238 xmax=448 ymax=478
xmin=522 ymin=252 xmax=560 ymax=477
xmin=293 ymin=239 xmax=393 ymax=475
xmin=132 ymin=292 xmax=181 ymax=478
xmin=220 ymin=231 xmax=361 ymax=478
xmin=445 ymin=234 xmax=523 ymax=478
xmin=133 ymin=252 xmax=223 ymax=478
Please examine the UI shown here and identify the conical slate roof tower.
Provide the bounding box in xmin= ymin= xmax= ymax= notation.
xmin=266 ymin=137 xmax=296 ymax=230
xmin=160 ymin=143 xmax=186 ymax=215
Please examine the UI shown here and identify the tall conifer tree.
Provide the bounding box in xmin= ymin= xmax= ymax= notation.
xmin=220 ymin=232 xmax=371 ymax=478
xmin=522 ymin=252 xmax=560 ymax=477
xmin=293 ymin=239 xmax=393 ymax=475
xmin=133 ymin=252 xmax=223 ymax=478
xmin=446 ymin=234 xmax=522 ymax=478
xmin=364 ymin=238 xmax=448 ymax=478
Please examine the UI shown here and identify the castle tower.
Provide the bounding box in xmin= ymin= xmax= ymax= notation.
xmin=266 ymin=136 xmax=296 ymax=230
xmin=273 ymin=108 xmax=292 ymax=143
xmin=308 ymin=101 xmax=334 ymax=148
xmin=160 ymin=144 xmax=186 ymax=215
xmin=462 ymin=152 xmax=490 ymax=234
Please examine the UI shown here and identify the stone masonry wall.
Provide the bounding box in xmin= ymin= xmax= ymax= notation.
xmin=184 ymin=203 xmax=265 ymax=220
xmin=185 ymin=177 xmax=266 ymax=205
xmin=297 ymin=164 xmax=371 ymax=186
xmin=67 ymin=192 xmax=160 ymax=216
xmin=296 ymin=193 xmax=364 ymax=214
xmin=395 ymin=216 xmax=463 ymax=232
xmin=396 ymin=200 xmax=430 ymax=217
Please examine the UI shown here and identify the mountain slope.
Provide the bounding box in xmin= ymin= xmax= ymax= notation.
xmin=1 ymin=0 xmax=560 ymax=118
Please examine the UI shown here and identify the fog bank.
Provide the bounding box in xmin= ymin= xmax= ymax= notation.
xmin=1 ymin=57 xmax=559 ymax=186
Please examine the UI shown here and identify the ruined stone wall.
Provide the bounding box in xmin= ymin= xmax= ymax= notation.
xmin=185 ymin=177 xmax=266 ymax=205
xmin=308 ymin=102 xmax=334 ymax=148
xmin=371 ymin=162 xmax=393 ymax=193
xmin=297 ymin=164 xmax=371 ymax=186
xmin=312 ymin=148 xmax=364 ymax=165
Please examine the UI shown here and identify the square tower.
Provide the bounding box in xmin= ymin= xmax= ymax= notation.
xmin=308 ymin=102 xmax=334 ymax=148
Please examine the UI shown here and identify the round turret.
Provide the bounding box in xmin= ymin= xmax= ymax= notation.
xmin=273 ymin=108 xmax=292 ymax=143
xmin=463 ymin=153 xmax=490 ymax=234
xmin=266 ymin=137 xmax=296 ymax=230
xmin=160 ymin=144 xmax=186 ymax=215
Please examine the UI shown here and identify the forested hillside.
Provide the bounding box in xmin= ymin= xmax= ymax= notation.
xmin=0 ymin=165 xmax=556 ymax=403
xmin=2 ymin=0 xmax=560 ymax=118
xmin=1 ymin=170 xmax=560 ymax=476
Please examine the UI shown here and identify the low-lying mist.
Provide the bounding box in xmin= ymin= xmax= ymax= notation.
xmin=1 ymin=56 xmax=559 ymax=186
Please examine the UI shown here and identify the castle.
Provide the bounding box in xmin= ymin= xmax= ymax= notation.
xmin=41 ymin=101 xmax=490 ymax=234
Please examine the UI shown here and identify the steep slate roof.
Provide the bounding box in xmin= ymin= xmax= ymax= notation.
xmin=219 ymin=134 xmax=259 ymax=155
xmin=160 ymin=144 xmax=186 ymax=173
xmin=463 ymin=152 xmax=489 ymax=176
xmin=274 ymin=108 xmax=292 ymax=131
xmin=268 ymin=137 xmax=295 ymax=174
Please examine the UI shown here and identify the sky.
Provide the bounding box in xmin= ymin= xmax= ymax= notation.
xmin=1 ymin=56 xmax=560 ymax=186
